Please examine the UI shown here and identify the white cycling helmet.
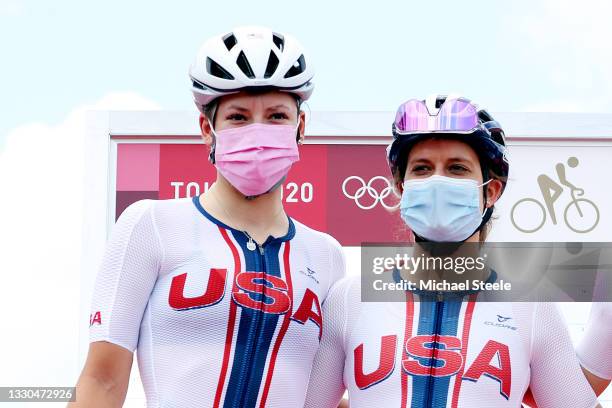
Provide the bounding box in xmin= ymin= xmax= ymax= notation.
xmin=189 ymin=26 xmax=315 ymax=113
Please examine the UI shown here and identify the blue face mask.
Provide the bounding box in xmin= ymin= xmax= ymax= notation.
xmin=400 ymin=175 xmax=490 ymax=242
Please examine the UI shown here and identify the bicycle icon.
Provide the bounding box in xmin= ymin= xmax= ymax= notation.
xmin=511 ymin=156 xmax=600 ymax=234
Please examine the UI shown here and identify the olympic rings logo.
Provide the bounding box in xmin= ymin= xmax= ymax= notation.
xmin=342 ymin=176 xmax=400 ymax=210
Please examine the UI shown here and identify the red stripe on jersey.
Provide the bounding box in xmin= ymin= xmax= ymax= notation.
xmin=401 ymin=292 xmax=414 ymax=408
xmin=213 ymin=227 xmax=241 ymax=408
xmin=451 ymin=293 xmax=478 ymax=408
xmin=259 ymin=241 xmax=294 ymax=408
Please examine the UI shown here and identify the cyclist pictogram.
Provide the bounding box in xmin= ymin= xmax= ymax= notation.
xmin=511 ymin=156 xmax=599 ymax=233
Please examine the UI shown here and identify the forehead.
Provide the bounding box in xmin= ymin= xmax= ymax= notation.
xmin=408 ymin=137 xmax=480 ymax=162
xmin=216 ymin=91 xmax=296 ymax=111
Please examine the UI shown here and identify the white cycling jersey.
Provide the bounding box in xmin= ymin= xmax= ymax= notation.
xmin=89 ymin=195 xmax=345 ymax=408
xmin=577 ymin=302 xmax=612 ymax=380
xmin=304 ymin=275 xmax=599 ymax=408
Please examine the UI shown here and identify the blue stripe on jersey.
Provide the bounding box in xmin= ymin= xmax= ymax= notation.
xmin=191 ymin=195 xmax=296 ymax=407
xmin=223 ymin=231 xmax=283 ymax=408
xmin=410 ymin=299 xmax=463 ymax=408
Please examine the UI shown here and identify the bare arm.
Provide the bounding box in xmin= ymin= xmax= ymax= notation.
xmin=74 ymin=199 xmax=161 ymax=406
xmin=67 ymin=341 xmax=133 ymax=408
xmin=583 ymin=367 xmax=611 ymax=397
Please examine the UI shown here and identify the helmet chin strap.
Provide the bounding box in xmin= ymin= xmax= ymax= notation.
xmin=206 ymin=104 xmax=219 ymax=165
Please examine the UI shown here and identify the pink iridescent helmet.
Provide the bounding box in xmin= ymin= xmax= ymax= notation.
xmin=386 ymin=95 xmax=509 ymax=194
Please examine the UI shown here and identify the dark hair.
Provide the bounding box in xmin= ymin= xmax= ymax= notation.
xmin=393 ymin=135 xmax=501 ymax=242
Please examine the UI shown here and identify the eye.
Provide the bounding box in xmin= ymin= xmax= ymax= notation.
xmin=449 ymin=163 xmax=469 ymax=174
xmin=410 ymin=164 xmax=431 ymax=175
xmin=226 ymin=113 xmax=247 ymax=121
xmin=269 ymin=112 xmax=289 ymax=120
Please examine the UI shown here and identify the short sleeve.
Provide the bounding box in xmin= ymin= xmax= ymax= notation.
xmin=304 ymin=277 xmax=350 ymax=408
xmin=576 ymin=302 xmax=612 ymax=380
xmin=529 ymin=302 xmax=599 ymax=408
xmin=326 ymin=234 xmax=347 ymax=294
xmin=88 ymin=199 xmax=162 ymax=352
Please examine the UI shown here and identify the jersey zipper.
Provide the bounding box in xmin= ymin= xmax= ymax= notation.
xmin=237 ymin=238 xmax=267 ymax=407
xmin=424 ymin=294 xmax=445 ymax=407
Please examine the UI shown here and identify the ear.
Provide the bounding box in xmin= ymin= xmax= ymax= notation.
xmin=297 ymin=110 xmax=306 ymax=144
xmin=485 ymin=179 xmax=503 ymax=208
xmin=199 ymin=114 xmax=213 ymax=146
xmin=395 ymin=179 xmax=404 ymax=194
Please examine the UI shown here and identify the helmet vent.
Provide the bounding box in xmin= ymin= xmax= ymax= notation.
xmin=284 ymin=54 xmax=306 ymax=78
xmin=236 ymin=51 xmax=255 ymax=79
xmin=222 ymin=33 xmax=237 ymax=51
xmin=264 ymin=51 xmax=279 ymax=79
xmin=478 ymin=110 xmax=493 ymax=122
xmin=206 ymin=57 xmax=235 ymax=80
xmin=272 ymin=33 xmax=284 ymax=52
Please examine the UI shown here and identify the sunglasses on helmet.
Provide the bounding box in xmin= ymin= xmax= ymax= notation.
xmin=393 ymin=97 xmax=482 ymax=135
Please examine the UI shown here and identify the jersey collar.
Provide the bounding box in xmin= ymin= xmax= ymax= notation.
xmin=192 ymin=194 xmax=296 ymax=244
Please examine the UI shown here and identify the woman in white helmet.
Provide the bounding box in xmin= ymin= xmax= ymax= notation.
xmin=304 ymin=95 xmax=601 ymax=407
xmin=70 ymin=26 xmax=345 ymax=408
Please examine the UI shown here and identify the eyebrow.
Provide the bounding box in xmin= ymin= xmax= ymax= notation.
xmin=407 ymin=157 xmax=474 ymax=165
xmin=407 ymin=157 xmax=432 ymax=165
xmin=446 ymin=156 xmax=472 ymax=163
xmin=265 ymin=104 xmax=291 ymax=111
xmin=224 ymin=104 xmax=292 ymax=112
xmin=225 ymin=105 xmax=250 ymax=112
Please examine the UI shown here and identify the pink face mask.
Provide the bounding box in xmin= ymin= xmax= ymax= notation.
xmin=212 ymin=122 xmax=300 ymax=197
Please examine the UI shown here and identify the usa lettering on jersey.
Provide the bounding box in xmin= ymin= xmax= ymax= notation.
xmin=89 ymin=311 xmax=102 ymax=327
xmin=354 ymin=335 xmax=511 ymax=399
xmin=168 ymin=269 xmax=323 ymax=338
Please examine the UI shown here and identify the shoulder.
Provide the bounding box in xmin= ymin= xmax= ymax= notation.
xmin=505 ymin=302 xmax=540 ymax=325
xmin=145 ymin=196 xmax=196 ymax=218
xmin=328 ymin=275 xmax=359 ymax=298
xmin=119 ymin=196 xmax=194 ymax=220
xmin=291 ymin=218 xmax=343 ymax=253
xmin=290 ymin=218 xmax=344 ymax=261
xmin=111 ymin=199 xmax=157 ymax=235
xmin=589 ymin=301 xmax=612 ymax=320
xmin=323 ymin=275 xmax=362 ymax=344
xmin=117 ymin=197 xmax=154 ymax=218
xmin=506 ymin=302 xmax=565 ymax=347
xmin=114 ymin=197 xmax=200 ymax=246
xmin=292 ymin=218 xmax=346 ymax=283
xmin=320 ymin=276 xmax=354 ymax=324
xmin=324 ymin=276 xmax=361 ymax=316
xmin=127 ymin=196 xmax=204 ymax=232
